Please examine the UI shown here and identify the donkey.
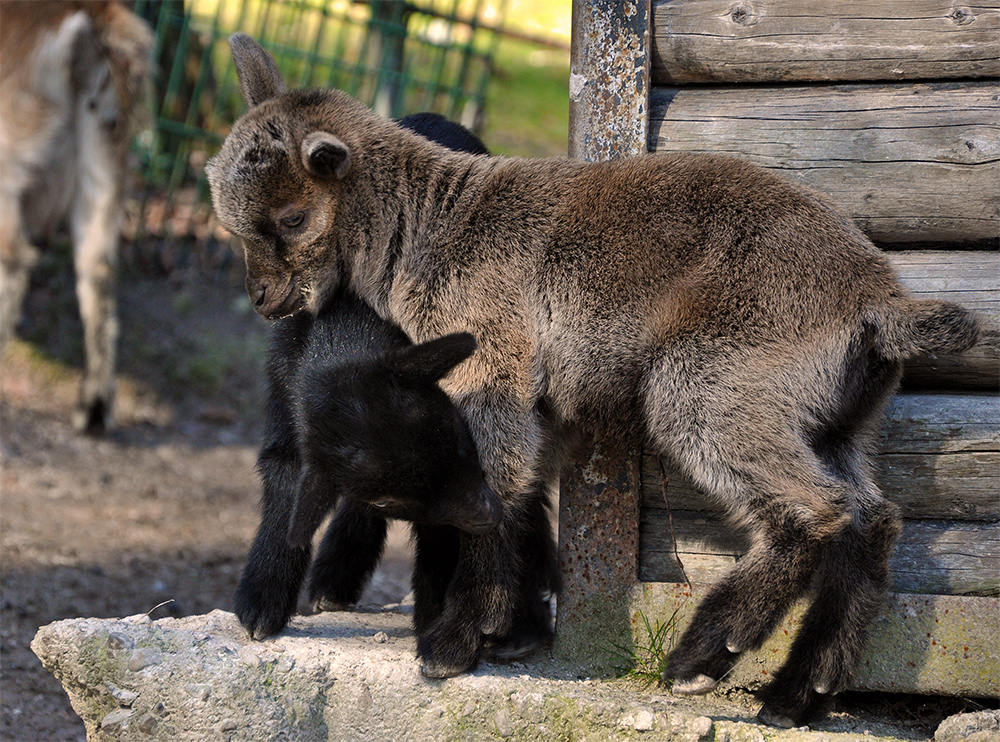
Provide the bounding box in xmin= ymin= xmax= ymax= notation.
xmin=207 ymin=34 xmax=980 ymax=726
xmin=0 ymin=0 xmax=152 ymax=433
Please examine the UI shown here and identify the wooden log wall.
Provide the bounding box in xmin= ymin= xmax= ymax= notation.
xmin=650 ymin=1 xmax=1000 ymax=85
xmin=639 ymin=393 xmax=1000 ymax=596
xmin=648 ymin=83 xmax=999 ymax=247
xmin=641 ymin=0 xmax=1000 ymax=609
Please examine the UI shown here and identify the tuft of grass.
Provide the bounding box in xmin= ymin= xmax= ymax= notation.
xmin=604 ymin=609 xmax=680 ymax=688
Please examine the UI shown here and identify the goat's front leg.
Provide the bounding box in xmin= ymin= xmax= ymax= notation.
xmin=309 ymin=500 xmax=389 ymax=611
xmin=234 ymin=441 xmax=314 ymax=639
xmin=416 ymin=386 xmax=545 ymax=677
xmin=234 ymin=337 xmax=314 ymax=639
xmin=416 ymin=516 xmax=528 ymax=677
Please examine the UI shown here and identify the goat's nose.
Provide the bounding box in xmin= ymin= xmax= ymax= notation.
xmin=247 ymin=276 xmax=268 ymax=307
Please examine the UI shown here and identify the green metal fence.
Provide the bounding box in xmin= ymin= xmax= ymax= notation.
xmin=127 ymin=0 xmax=507 ymax=275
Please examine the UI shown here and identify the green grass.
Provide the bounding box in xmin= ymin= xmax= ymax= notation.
xmin=481 ymin=37 xmax=569 ymax=157
xmin=604 ymin=609 xmax=680 ymax=688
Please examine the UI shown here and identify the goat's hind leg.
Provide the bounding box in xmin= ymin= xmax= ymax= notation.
xmin=759 ymin=457 xmax=901 ymax=727
xmin=646 ymin=377 xmax=849 ymax=697
xmin=662 ymin=476 xmax=843 ymax=695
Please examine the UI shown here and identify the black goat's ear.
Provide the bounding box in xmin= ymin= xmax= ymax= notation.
xmin=229 ymin=33 xmax=286 ymax=107
xmin=301 ymin=132 xmax=351 ymax=180
xmin=390 ymin=333 xmax=477 ymax=383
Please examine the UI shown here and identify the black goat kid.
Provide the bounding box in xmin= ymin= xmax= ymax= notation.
xmin=233 ymin=114 xmax=558 ymax=663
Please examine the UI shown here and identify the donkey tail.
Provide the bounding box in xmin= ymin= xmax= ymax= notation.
xmin=871 ymin=298 xmax=980 ymax=361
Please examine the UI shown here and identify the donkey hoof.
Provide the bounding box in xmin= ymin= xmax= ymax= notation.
xmin=757 ymin=703 xmax=797 ymax=729
xmin=671 ymin=674 xmax=718 ymax=695
xmin=726 ymin=640 xmax=741 ymax=653
xmin=814 ymin=682 xmax=830 ymax=694
xmin=73 ymin=398 xmax=110 ymax=435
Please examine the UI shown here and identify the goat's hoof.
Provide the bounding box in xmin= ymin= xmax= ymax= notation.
xmin=312 ymin=597 xmax=350 ymax=613
xmin=757 ymin=703 xmax=798 ymax=729
xmin=492 ymin=634 xmax=548 ymax=661
xmin=419 ymin=658 xmax=474 ymax=679
xmin=671 ymin=674 xmax=718 ymax=695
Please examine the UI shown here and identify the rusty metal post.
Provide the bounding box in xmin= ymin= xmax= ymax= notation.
xmin=568 ymin=0 xmax=651 ymax=161
xmin=555 ymin=0 xmax=651 ymax=669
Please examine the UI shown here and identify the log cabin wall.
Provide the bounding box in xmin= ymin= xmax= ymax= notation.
xmin=557 ymin=0 xmax=999 ymax=697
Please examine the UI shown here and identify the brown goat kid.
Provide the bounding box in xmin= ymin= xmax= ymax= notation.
xmin=0 ymin=1 xmax=152 ymax=432
xmin=207 ymin=34 xmax=980 ymax=727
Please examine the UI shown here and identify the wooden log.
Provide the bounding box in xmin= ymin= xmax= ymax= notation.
xmin=892 ymin=251 xmax=999 ymax=390
xmin=648 ymin=82 xmax=1000 ymax=246
xmin=642 ymin=393 xmax=1000 ymax=520
xmin=639 ymin=510 xmax=1000 ymax=596
xmin=650 ymin=0 xmax=1000 ymax=85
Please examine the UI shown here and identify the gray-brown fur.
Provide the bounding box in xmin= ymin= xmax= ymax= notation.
xmin=0 ymin=1 xmax=152 ymax=433
xmin=207 ymin=34 xmax=980 ymax=727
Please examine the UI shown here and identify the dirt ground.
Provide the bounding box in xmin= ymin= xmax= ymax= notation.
xmin=0 ymin=261 xmax=992 ymax=742
xmin=0 ymin=266 xmax=414 ymax=742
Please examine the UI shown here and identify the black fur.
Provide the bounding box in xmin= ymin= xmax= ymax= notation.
xmin=234 ymin=116 xmax=558 ymax=660
xmin=234 ymin=292 xmax=496 ymax=638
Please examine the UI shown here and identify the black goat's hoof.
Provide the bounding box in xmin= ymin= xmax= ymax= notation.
xmin=757 ymin=702 xmax=798 ymax=729
xmin=670 ymin=674 xmax=719 ymax=695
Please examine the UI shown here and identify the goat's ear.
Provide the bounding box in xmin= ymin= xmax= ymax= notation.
xmin=391 ymin=333 xmax=477 ymax=383
xmin=301 ymin=132 xmax=351 ymax=180
xmin=230 ymin=33 xmax=286 ymax=106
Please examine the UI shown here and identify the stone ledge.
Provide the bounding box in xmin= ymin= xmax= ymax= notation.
xmin=32 ymin=608 xmax=936 ymax=741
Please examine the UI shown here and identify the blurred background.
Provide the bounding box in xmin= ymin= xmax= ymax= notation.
xmin=129 ymin=0 xmax=571 ymax=276
xmin=0 ymin=2 xmax=569 ymax=740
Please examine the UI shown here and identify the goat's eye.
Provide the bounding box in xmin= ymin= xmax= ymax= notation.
xmin=372 ymin=501 xmax=390 ymax=509
xmin=280 ymin=211 xmax=304 ymax=229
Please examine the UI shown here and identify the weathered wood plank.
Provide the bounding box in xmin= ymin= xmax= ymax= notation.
xmin=891 ymin=251 xmax=1000 ymax=390
xmin=878 ymin=393 xmax=999 ymax=454
xmin=648 ymin=82 xmax=1000 ymax=245
xmin=639 ymin=511 xmax=1000 ymax=595
xmin=641 ymin=394 xmax=1000 ymax=520
xmin=633 ymin=584 xmax=1000 ymax=697
xmin=650 ymin=0 xmax=1000 ymax=85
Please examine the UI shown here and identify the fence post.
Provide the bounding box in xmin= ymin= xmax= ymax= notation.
xmin=554 ymin=0 xmax=651 ymax=669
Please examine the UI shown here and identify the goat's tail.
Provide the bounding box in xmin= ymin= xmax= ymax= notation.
xmin=870 ymin=298 xmax=980 ymax=361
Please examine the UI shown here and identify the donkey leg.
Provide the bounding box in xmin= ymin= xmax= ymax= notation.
xmin=70 ymin=125 xmax=123 ymax=434
xmin=0 ymin=195 xmax=37 ymax=349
